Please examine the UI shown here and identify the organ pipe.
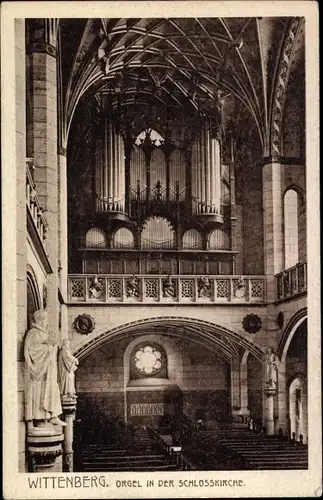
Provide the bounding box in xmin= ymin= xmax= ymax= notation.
xmin=192 ymin=121 xmax=222 ymax=216
xmin=96 ymin=111 xmax=125 ymax=212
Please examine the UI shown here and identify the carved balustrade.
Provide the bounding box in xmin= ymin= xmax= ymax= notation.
xmin=275 ymin=262 xmax=307 ymax=301
xmin=26 ymin=159 xmax=48 ymax=245
xmin=68 ymin=274 xmax=266 ymax=304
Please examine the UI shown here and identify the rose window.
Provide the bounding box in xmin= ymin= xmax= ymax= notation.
xmin=134 ymin=345 xmax=162 ymax=375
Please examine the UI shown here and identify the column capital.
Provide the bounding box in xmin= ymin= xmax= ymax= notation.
xmin=26 ymin=19 xmax=58 ymax=58
xmin=58 ymin=146 xmax=67 ymax=157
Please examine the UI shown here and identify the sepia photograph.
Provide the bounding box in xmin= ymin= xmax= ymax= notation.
xmin=1 ymin=1 xmax=321 ymax=498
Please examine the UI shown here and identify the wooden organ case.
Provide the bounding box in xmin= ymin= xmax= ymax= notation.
xmin=68 ymin=92 xmax=238 ymax=277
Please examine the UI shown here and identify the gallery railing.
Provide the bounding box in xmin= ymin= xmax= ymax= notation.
xmin=67 ymin=274 xmax=266 ymax=304
xmin=275 ymin=261 xmax=307 ymax=300
xmin=26 ymin=159 xmax=48 ymax=245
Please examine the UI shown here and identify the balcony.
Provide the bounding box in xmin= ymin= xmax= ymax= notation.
xmin=26 ymin=159 xmax=52 ymax=272
xmin=26 ymin=159 xmax=48 ymax=245
xmin=275 ymin=262 xmax=307 ymax=301
xmin=67 ymin=274 xmax=266 ymax=305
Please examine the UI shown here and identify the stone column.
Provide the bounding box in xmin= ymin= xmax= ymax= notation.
xmin=14 ymin=19 xmax=28 ymax=472
xmin=239 ymin=356 xmax=250 ymax=420
xmin=262 ymin=160 xmax=284 ymax=302
xmin=231 ymin=356 xmax=241 ymax=419
xmin=61 ymin=395 xmax=77 ymax=472
xmin=27 ymin=430 xmax=64 ymax=473
xmin=264 ymin=388 xmax=276 ymax=435
xmin=58 ymin=149 xmax=68 ymax=300
xmin=28 ymin=19 xmax=59 ymax=336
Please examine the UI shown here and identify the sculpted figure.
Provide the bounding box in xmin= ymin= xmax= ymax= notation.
xmin=58 ymin=340 xmax=79 ymax=397
xmin=198 ymin=276 xmax=211 ymax=298
xmin=24 ymin=310 xmax=66 ymax=431
xmin=162 ymin=275 xmax=176 ymax=298
xmin=265 ymin=347 xmax=280 ymax=389
xmin=126 ymin=274 xmax=140 ymax=298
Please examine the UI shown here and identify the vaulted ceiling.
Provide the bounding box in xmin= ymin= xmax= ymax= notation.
xmin=58 ymin=17 xmax=305 ymax=157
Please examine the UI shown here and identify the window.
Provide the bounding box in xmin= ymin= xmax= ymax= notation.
xmin=135 ymin=128 xmax=164 ymax=147
xmin=284 ymin=189 xmax=299 ymax=268
xmin=130 ymin=342 xmax=167 ymax=379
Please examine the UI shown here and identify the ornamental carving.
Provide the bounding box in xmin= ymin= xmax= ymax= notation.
xmin=271 ymin=18 xmax=302 ymax=156
xmin=242 ymin=313 xmax=262 ymax=334
xmin=73 ymin=314 xmax=95 ymax=335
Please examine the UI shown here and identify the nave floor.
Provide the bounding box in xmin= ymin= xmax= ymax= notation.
xmin=76 ymin=423 xmax=308 ymax=472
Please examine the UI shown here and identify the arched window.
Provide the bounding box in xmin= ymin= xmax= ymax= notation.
xmin=130 ymin=342 xmax=167 ymax=379
xmin=27 ymin=269 xmax=41 ymax=330
xmin=284 ymin=189 xmax=299 ymax=268
xmin=209 ymin=229 xmax=230 ymax=250
xmin=112 ymin=227 xmax=135 ymax=249
xmin=182 ymin=229 xmax=203 ymax=249
xmin=135 ymin=128 xmax=164 ymax=147
xmin=85 ymin=227 xmax=107 ymax=248
xmin=141 ymin=216 xmax=175 ymax=249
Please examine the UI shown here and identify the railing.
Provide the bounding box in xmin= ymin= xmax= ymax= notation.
xmin=26 ymin=159 xmax=48 ymax=245
xmin=67 ymin=274 xmax=266 ymax=304
xmin=147 ymin=426 xmax=197 ymax=471
xmin=275 ymin=262 xmax=307 ymax=300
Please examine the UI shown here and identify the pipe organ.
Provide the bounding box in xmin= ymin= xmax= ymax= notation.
xmin=70 ymin=96 xmax=237 ymax=275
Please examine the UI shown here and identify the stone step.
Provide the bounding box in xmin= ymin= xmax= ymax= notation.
xmin=83 ymin=456 xmax=168 ymax=464
xmin=83 ymin=464 xmax=177 ymax=472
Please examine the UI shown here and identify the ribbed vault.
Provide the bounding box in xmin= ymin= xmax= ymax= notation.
xmin=58 ymin=16 xmax=305 ymax=155
xmin=73 ymin=316 xmax=265 ymax=362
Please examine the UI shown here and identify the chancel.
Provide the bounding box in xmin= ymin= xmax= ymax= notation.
xmin=14 ymin=16 xmax=307 ymax=472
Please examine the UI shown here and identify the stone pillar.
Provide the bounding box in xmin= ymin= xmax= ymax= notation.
xmin=58 ymin=149 xmax=68 ymax=301
xmin=14 ymin=19 xmax=28 ymax=472
xmin=27 ymin=429 xmax=64 ymax=473
xmin=27 ymin=19 xmax=59 ymax=336
xmin=264 ymin=388 xmax=276 ymax=435
xmin=231 ymin=357 xmax=241 ymax=419
xmin=277 ymin=361 xmax=288 ymax=435
xmin=262 ymin=160 xmax=284 ymax=302
xmin=96 ymin=111 xmax=125 ymax=213
xmin=61 ymin=395 xmax=77 ymax=472
xmin=239 ymin=357 xmax=250 ymax=419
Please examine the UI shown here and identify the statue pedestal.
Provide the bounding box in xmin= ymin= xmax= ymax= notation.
xmin=264 ymin=386 xmax=277 ymax=436
xmin=61 ymin=395 xmax=77 ymax=472
xmin=27 ymin=426 xmax=64 ymax=472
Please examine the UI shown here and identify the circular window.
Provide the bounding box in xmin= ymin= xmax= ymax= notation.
xmin=134 ymin=345 xmax=163 ymax=375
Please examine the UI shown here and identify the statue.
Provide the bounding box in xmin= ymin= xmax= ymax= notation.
xmin=265 ymin=347 xmax=280 ymax=390
xmin=198 ymin=276 xmax=211 ymax=298
xmin=162 ymin=275 xmax=176 ymax=298
xmin=126 ymin=274 xmax=140 ymax=298
xmin=88 ymin=275 xmax=104 ymax=299
xmin=24 ymin=310 xmax=67 ymax=432
xmin=58 ymin=340 xmax=79 ymax=397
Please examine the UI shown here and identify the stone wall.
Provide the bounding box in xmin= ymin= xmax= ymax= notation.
xmin=75 ymin=336 xmax=231 ymax=426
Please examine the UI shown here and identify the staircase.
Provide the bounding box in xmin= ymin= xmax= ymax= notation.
xmin=79 ymin=427 xmax=178 ymax=472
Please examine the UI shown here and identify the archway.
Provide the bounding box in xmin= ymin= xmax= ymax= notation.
xmin=26 ymin=266 xmax=41 ymax=329
xmin=278 ymin=312 xmax=307 ymax=439
xmin=288 ymin=376 xmax=306 ymax=442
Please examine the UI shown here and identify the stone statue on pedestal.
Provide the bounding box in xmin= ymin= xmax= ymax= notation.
xmin=24 ymin=310 xmax=67 ymax=433
xmin=58 ymin=340 xmax=78 ymax=397
xmin=265 ymin=347 xmax=280 ymax=390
